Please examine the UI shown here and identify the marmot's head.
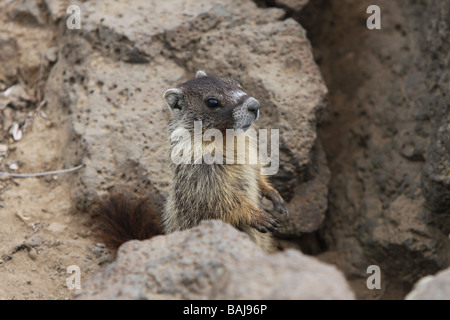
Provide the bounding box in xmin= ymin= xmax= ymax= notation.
xmin=163 ymin=71 xmax=260 ymax=132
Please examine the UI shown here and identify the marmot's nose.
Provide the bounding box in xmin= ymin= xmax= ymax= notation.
xmin=247 ymin=100 xmax=260 ymax=114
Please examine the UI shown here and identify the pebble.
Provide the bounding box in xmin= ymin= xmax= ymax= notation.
xmin=28 ymin=248 xmax=38 ymax=260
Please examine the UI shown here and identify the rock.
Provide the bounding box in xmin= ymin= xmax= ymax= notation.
xmin=74 ymin=220 xmax=355 ymax=300
xmin=406 ymin=267 xmax=450 ymax=300
xmin=418 ymin=0 xmax=450 ymax=219
xmin=45 ymin=0 xmax=329 ymax=236
xmin=45 ymin=47 xmax=59 ymax=63
xmin=300 ymin=0 xmax=450 ymax=299
xmin=274 ymin=0 xmax=309 ymax=13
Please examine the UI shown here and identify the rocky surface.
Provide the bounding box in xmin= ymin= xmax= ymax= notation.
xmin=74 ymin=220 xmax=355 ymax=300
xmin=297 ymin=0 xmax=450 ymax=298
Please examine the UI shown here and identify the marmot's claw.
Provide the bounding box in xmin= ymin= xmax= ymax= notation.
xmin=256 ymin=226 xmax=269 ymax=233
xmin=252 ymin=213 xmax=280 ymax=233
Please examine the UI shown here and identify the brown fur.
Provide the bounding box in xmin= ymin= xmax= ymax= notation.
xmin=93 ymin=192 xmax=163 ymax=249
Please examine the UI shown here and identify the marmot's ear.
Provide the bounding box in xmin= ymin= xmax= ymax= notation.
xmin=195 ymin=70 xmax=207 ymax=78
xmin=163 ymin=88 xmax=184 ymax=111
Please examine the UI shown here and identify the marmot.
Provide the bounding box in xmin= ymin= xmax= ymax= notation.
xmin=95 ymin=71 xmax=287 ymax=253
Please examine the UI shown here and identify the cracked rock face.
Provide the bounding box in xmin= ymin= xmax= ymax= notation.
xmin=74 ymin=220 xmax=355 ymax=300
xmin=44 ymin=0 xmax=329 ymax=236
xmin=299 ymin=0 xmax=449 ymax=299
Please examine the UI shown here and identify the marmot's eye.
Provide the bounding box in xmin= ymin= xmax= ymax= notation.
xmin=206 ymin=98 xmax=220 ymax=108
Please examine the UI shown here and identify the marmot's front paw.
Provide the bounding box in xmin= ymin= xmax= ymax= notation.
xmin=259 ymin=179 xmax=289 ymax=216
xmin=250 ymin=211 xmax=281 ymax=233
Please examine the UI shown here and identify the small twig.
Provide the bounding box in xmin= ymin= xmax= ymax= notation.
xmin=0 ymin=164 xmax=84 ymax=178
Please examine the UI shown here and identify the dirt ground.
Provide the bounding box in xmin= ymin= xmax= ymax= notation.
xmin=0 ymin=113 xmax=105 ymax=300
xmin=0 ymin=0 xmax=108 ymax=299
